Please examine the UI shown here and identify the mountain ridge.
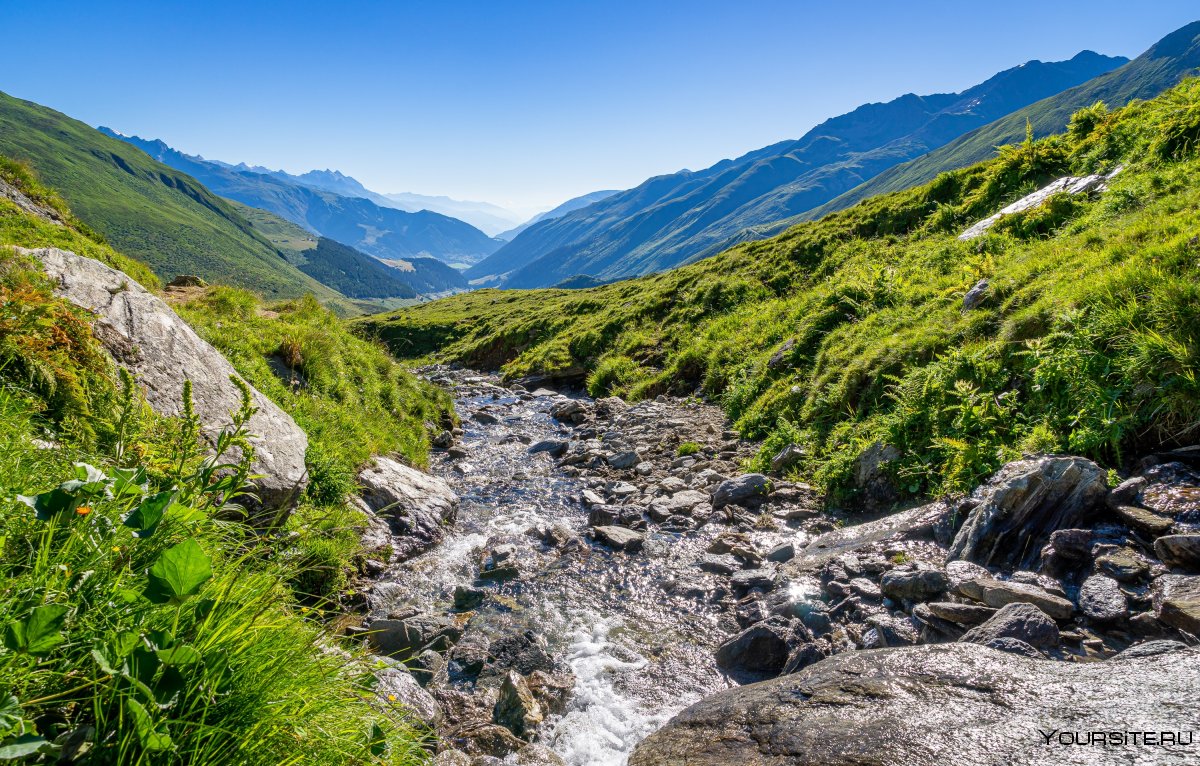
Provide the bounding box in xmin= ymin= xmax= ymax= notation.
xmin=465 ymin=49 xmax=1128 ymax=288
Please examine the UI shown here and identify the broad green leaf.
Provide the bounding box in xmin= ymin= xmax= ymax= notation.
xmin=122 ymin=492 xmax=173 ymax=538
xmin=90 ymin=648 xmax=118 ymax=675
xmin=124 ymin=699 xmax=172 ymax=752
xmin=17 ymin=488 xmax=80 ymax=520
xmin=0 ymin=733 xmax=48 ymax=759
xmin=0 ymin=698 xmax=21 ymax=737
xmin=113 ymin=631 xmax=141 ymax=658
xmin=153 ymin=667 xmax=186 ymax=711
xmin=145 ymin=539 xmax=212 ymax=604
xmin=155 ymin=645 xmax=201 ymax=666
xmin=3 ymin=604 xmax=69 ymax=655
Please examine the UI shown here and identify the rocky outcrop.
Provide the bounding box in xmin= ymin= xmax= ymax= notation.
xmin=358 ymin=456 xmax=459 ymax=561
xmin=25 ymin=246 xmax=307 ymax=512
xmin=630 ymin=642 xmax=1200 ymax=765
xmin=958 ymin=166 xmax=1122 ymax=241
xmin=948 ymin=455 xmax=1107 ymax=570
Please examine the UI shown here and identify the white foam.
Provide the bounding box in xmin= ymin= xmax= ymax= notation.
xmin=546 ymin=617 xmax=673 ymax=766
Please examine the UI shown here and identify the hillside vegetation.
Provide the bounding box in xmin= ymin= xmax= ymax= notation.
xmin=0 ymin=91 xmax=345 ymax=301
xmin=360 ymin=79 xmax=1200 ymax=504
xmin=0 ymin=163 xmax=449 ymax=762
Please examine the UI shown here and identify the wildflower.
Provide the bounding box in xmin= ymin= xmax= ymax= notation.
xmin=76 ymin=505 xmax=92 ymax=516
xmin=387 ymin=694 xmax=396 ymax=702
xmin=111 ymin=545 xmax=121 ymax=553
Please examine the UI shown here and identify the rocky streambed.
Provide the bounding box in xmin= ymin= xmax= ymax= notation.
xmin=351 ymin=368 xmax=1200 ymax=765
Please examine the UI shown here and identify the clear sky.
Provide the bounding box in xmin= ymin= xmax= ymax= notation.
xmin=2 ymin=1 xmax=1197 ymax=213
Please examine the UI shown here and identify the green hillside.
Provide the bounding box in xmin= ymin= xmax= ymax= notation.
xmin=359 ymin=79 xmax=1200 ymax=504
xmin=0 ymin=90 xmax=342 ymax=301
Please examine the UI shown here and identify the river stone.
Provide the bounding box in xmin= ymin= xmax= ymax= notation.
xmin=1155 ymin=534 xmax=1200 ymax=571
xmin=957 ymin=578 xmax=1074 ymax=620
xmin=714 ymin=621 xmax=791 ymax=678
xmin=948 ymin=456 xmax=1107 ymax=570
xmin=712 ymin=474 xmax=771 ymax=508
xmin=514 ymin=743 xmax=566 ymax=766
xmin=960 ymin=602 xmax=1059 ymax=648
xmin=1095 ymin=548 xmax=1150 ymax=582
xmin=26 ymin=247 xmax=309 ymax=514
xmin=373 ymin=657 xmax=442 ymax=728
xmin=1112 ymin=504 xmax=1174 ymax=535
xmin=983 ymin=637 xmax=1042 ymax=658
xmin=879 ymin=569 xmax=949 ymax=602
xmin=494 ymin=671 xmax=543 ymax=738
xmin=648 ymin=490 xmax=709 ymax=521
xmin=1153 ymin=574 xmax=1200 ymax=633
xmin=606 ymin=451 xmax=640 ymax=469
xmin=629 ymin=642 xmax=1200 ymax=766
xmin=472 ymin=410 xmax=500 ymax=425
xmin=925 ymin=601 xmax=995 ymax=625
xmin=368 ymin=614 xmax=460 ymax=658
xmin=549 ymin=399 xmax=585 ymax=421
xmin=527 ymin=439 xmax=568 ymax=457
xmin=731 ymin=569 xmax=775 ymax=595
xmin=1078 ymin=574 xmax=1129 ymax=622
xmin=358 ymin=456 xmax=459 ymax=561
xmin=788 ymin=501 xmax=953 ymax=573
xmin=591 ymin=525 xmax=644 ymax=551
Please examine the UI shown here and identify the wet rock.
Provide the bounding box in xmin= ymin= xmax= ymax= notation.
xmin=549 ymin=399 xmax=586 ymax=422
xmin=1045 ymin=528 xmax=1093 ymax=561
xmin=488 ymin=632 xmax=557 ymax=676
xmin=448 ymin=633 xmax=490 ymax=679
xmin=494 ymin=671 xmax=543 ymax=739
xmin=472 ymin=411 xmax=500 ymax=425
xmin=911 ymin=603 xmax=965 ymax=640
xmin=711 ymin=474 xmax=771 ymax=508
xmin=431 ymin=750 xmax=472 ymax=766
xmin=983 ymin=637 xmax=1042 ymax=658
xmin=455 ymin=724 xmax=524 ymax=758
xmin=591 ymin=525 xmax=645 ymax=552
xmin=943 ymin=559 xmax=991 ymax=590
xmin=358 ymin=457 xmax=459 ymax=561
xmin=1153 ymin=575 xmax=1200 ymax=633
xmin=1112 ymin=504 xmax=1174 ymax=535
xmin=410 ymin=648 xmax=445 ymax=686
xmin=1078 ymin=574 xmax=1129 ymax=622
xmin=631 ymin=642 xmax=1200 ymax=766
xmin=781 ymin=641 xmax=827 ymax=674
xmin=527 ymin=440 xmax=568 ymax=457
xmin=367 ymin=614 xmax=460 ymax=659
xmin=948 ymin=456 xmax=1107 ymax=570
xmin=879 ymin=569 xmax=949 ymax=602
xmin=659 ymin=477 xmax=688 ymax=494
xmin=432 ymin=430 xmax=453 ymax=449
xmin=957 ymin=578 xmax=1074 ymax=620
xmin=730 ymin=569 xmax=774 ymax=595
xmin=373 ymin=657 xmax=442 ymax=727
xmin=926 ymin=601 xmax=996 ymax=625
xmin=1155 ymin=534 xmax=1200 ymax=571
xmin=525 ymin=670 xmax=573 ymax=717
xmin=853 ymin=442 xmax=900 ymax=508
xmin=479 ymin=545 xmax=521 ymax=581
xmin=960 ymin=602 xmax=1060 ymax=648
xmin=848 ymin=577 xmax=882 ymax=600
xmin=714 ymin=620 xmax=791 ymax=678
xmin=587 ymin=505 xmax=620 ymax=527
xmin=1095 ymin=548 xmax=1150 ymax=582
xmin=865 ymin=614 xmax=920 ymax=647
xmin=766 ymin=542 xmax=796 ymax=563
xmin=28 ymin=247 xmax=309 ymax=514
xmin=648 ymin=490 xmax=709 ymax=521
xmin=1107 ymin=475 xmax=1148 ymax=508
xmin=514 ymin=743 xmax=566 ymax=766
xmin=697 ymin=554 xmax=739 ymax=576
xmin=606 ymin=451 xmax=640 ymax=469
xmin=789 ymin=501 xmax=952 ymax=573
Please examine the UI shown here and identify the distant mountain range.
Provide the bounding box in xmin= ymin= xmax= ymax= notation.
xmin=494 ymin=190 xmax=620 ymax=246
xmin=98 ymin=129 xmax=503 ymax=268
xmin=466 ymin=50 xmax=1129 ymax=289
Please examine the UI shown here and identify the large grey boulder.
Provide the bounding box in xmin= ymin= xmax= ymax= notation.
xmin=948 ymin=456 xmax=1107 ymax=570
xmin=372 ymin=656 xmax=442 ymax=728
xmin=788 ymin=501 xmax=953 ymax=573
xmin=357 ymin=456 xmax=459 ymax=561
xmin=26 ymin=247 xmax=307 ymax=512
xmin=711 ymin=474 xmax=771 ymax=508
xmin=1153 ymin=575 xmax=1200 ymax=634
xmin=630 ymin=642 xmax=1200 ymax=766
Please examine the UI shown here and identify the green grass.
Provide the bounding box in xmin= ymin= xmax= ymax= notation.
xmin=360 ymin=79 xmax=1200 ymax=506
xmin=0 ymin=158 xmax=448 ymax=762
xmin=0 ymin=91 xmax=345 ymax=301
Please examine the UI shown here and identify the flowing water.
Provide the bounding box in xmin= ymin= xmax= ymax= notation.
xmin=375 ymin=377 xmax=770 ymax=764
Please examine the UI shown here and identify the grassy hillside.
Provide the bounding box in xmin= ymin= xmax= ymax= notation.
xmin=360 ymin=79 xmax=1200 ymax=505
xmin=0 ymin=91 xmax=344 ymax=301
xmin=0 ymin=173 xmax=436 ymax=760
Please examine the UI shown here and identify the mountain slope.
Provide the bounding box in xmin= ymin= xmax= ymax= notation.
xmin=99 ymin=129 xmax=502 ymax=267
xmin=466 ymin=50 xmax=1126 ymax=288
xmin=226 ymin=200 xmax=467 ymax=300
xmin=358 ymin=78 xmax=1200 ymax=502
xmin=0 ymin=91 xmax=344 ymax=300
xmin=801 ymin=19 xmax=1200 ymax=223
xmin=381 ymin=192 xmax=523 ymax=236
xmin=495 ymin=190 xmax=620 ymax=242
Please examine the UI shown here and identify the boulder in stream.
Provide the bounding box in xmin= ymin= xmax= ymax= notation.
xmin=630 ymin=642 xmax=1200 ymax=766
xmin=357 ymin=456 xmax=459 ymax=561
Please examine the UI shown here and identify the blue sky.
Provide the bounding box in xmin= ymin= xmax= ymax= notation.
xmin=2 ymin=1 xmax=1197 ymax=212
